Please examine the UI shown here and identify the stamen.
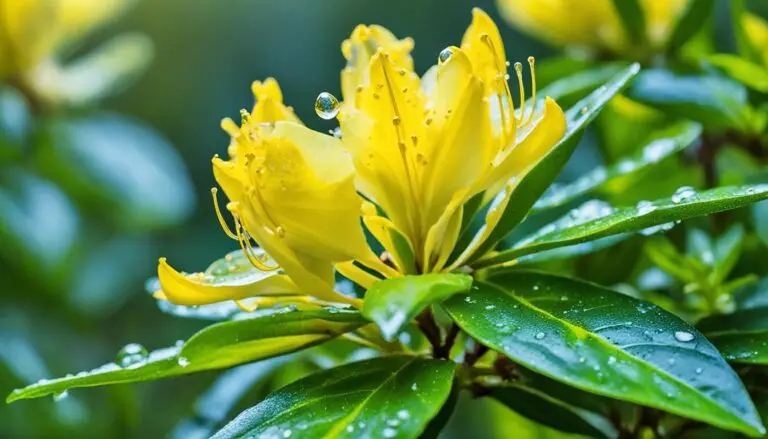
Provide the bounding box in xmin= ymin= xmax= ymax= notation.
xmin=522 ymin=56 xmax=537 ymax=127
xmin=480 ymin=34 xmax=515 ymax=144
xmin=233 ymin=214 xmax=280 ymax=272
xmin=240 ymin=109 xmax=250 ymax=125
xmin=514 ymin=62 xmax=525 ymax=124
xmin=211 ymin=188 xmax=238 ymax=240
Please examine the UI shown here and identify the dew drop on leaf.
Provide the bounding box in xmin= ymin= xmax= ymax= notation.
xmin=671 ymin=186 xmax=696 ymax=204
xmin=177 ymin=356 xmax=190 ymax=368
xmin=116 ymin=343 xmax=148 ymax=368
xmin=674 ymin=331 xmax=694 ymax=342
xmin=52 ymin=391 xmax=69 ymax=402
xmin=534 ymin=332 xmax=546 ymax=340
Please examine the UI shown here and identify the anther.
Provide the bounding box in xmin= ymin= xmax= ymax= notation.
xmin=522 ymin=56 xmax=537 ymax=126
xmin=514 ymin=62 xmax=525 ymax=123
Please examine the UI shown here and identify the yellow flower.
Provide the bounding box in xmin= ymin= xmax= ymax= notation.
xmin=0 ymin=0 xmax=132 ymax=77
xmin=158 ymin=9 xmax=566 ymax=309
xmin=497 ymin=0 xmax=690 ymax=54
xmin=744 ymin=13 xmax=768 ymax=68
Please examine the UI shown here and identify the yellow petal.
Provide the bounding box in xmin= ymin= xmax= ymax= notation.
xmin=157 ymin=257 xmax=299 ymax=306
xmin=341 ymin=24 xmax=415 ymax=104
xmin=249 ymin=78 xmax=300 ymax=124
xmin=481 ymin=97 xmax=567 ymax=188
xmin=461 ymin=8 xmax=508 ymax=93
xmin=362 ymin=214 xmax=416 ymax=274
xmin=420 ymin=50 xmax=490 ymax=228
xmin=422 ymin=193 xmax=465 ymax=272
xmin=335 ymin=261 xmax=380 ymax=290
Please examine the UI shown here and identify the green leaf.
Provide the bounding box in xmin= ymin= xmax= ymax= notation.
xmin=7 ymin=308 xmax=366 ymax=403
xmin=38 ymin=114 xmax=194 ymax=230
xmin=362 ymin=274 xmax=472 ymax=341
xmin=443 ymin=271 xmax=765 ymax=436
xmin=466 ymin=63 xmax=641 ymax=262
xmin=753 ymin=201 xmax=768 ymax=247
xmin=476 ymin=185 xmax=768 ymax=269
xmin=210 ymin=356 xmax=456 ymax=439
xmin=712 ymin=224 xmax=744 ymax=284
xmin=627 ymin=69 xmax=749 ymax=131
xmin=539 ymin=63 xmax=628 ymax=109
xmin=611 ymin=0 xmax=646 ymax=44
xmin=706 ymin=54 xmax=768 ymax=92
xmin=533 ymin=121 xmax=702 ymax=213
xmin=0 ymin=168 xmax=79 ymax=274
xmin=698 ymin=308 xmax=768 ymax=365
xmin=668 ymin=0 xmax=716 ymax=50
xmin=490 ymin=384 xmax=615 ymax=438
xmin=0 ymin=86 xmax=31 ymax=160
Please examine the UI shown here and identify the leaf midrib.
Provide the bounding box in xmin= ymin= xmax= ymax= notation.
xmin=474 ymin=279 xmax=752 ymax=431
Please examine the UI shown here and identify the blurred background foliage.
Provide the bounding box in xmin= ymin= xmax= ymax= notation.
xmin=2 ymin=0 xmax=768 ymax=438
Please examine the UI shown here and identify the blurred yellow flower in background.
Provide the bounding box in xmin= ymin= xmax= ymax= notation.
xmin=497 ymin=0 xmax=690 ymax=54
xmin=158 ymin=9 xmax=567 ymax=310
xmin=743 ymin=12 xmax=768 ymax=68
xmin=0 ymin=0 xmax=152 ymax=106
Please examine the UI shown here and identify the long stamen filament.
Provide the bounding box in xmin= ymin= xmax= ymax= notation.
xmin=480 ymin=35 xmax=515 ymax=146
xmin=514 ymin=62 xmax=525 ymax=124
xmin=522 ymin=56 xmax=537 ymax=127
xmin=211 ymin=188 xmax=238 ymax=240
xmin=233 ymin=213 xmax=280 ymax=272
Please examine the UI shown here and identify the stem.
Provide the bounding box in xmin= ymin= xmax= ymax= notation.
xmin=415 ymin=308 xmax=443 ymax=358
xmin=464 ymin=341 xmax=488 ymax=367
xmin=435 ymin=323 xmax=460 ymax=359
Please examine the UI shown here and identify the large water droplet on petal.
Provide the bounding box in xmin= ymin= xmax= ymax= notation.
xmin=438 ymin=47 xmax=455 ymax=64
xmin=315 ymin=92 xmax=340 ymax=120
xmin=116 ymin=343 xmax=148 ymax=368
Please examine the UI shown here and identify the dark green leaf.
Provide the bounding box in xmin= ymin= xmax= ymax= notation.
xmin=668 ymin=0 xmax=716 ymax=50
xmin=443 ymin=271 xmax=764 ymax=436
xmin=211 ymin=356 xmax=455 ymax=439
xmin=627 ymin=69 xmax=749 ymax=131
xmin=753 ymin=201 xmax=768 ymax=247
xmin=706 ymin=54 xmax=768 ymax=92
xmin=0 ymin=168 xmax=79 ymax=274
xmin=7 ymin=309 xmax=366 ymax=402
xmin=533 ymin=121 xmax=702 ymax=213
xmin=698 ymin=308 xmax=768 ymax=365
xmin=38 ymin=114 xmax=194 ymax=230
xmin=362 ymin=274 xmax=472 ymax=341
xmin=539 ymin=63 xmax=628 ymax=109
xmin=490 ymin=384 xmax=616 ymax=438
xmin=611 ymin=0 xmax=646 ymax=44
xmin=466 ymin=64 xmax=641 ymax=262
xmin=476 ymin=185 xmax=768 ymax=269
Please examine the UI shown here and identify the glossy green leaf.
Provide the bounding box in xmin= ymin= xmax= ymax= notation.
xmin=466 ymin=64 xmax=641 ymax=262
xmin=443 ymin=271 xmax=764 ymax=436
xmin=533 ymin=121 xmax=702 ymax=213
xmin=612 ymin=0 xmax=645 ymax=44
xmin=476 ymin=185 xmax=768 ymax=269
xmin=211 ymin=356 xmax=456 ymax=439
xmin=706 ymin=54 xmax=768 ymax=92
xmin=753 ymin=201 xmax=768 ymax=247
xmin=38 ymin=114 xmax=194 ymax=230
xmin=539 ymin=63 xmax=627 ymax=109
xmin=627 ymin=69 xmax=749 ymax=131
xmin=698 ymin=308 xmax=768 ymax=365
xmin=668 ymin=0 xmax=716 ymax=50
xmin=0 ymin=168 xmax=79 ymax=273
xmin=7 ymin=309 xmax=366 ymax=402
xmin=490 ymin=385 xmax=615 ymax=438
xmin=362 ymin=274 xmax=472 ymax=341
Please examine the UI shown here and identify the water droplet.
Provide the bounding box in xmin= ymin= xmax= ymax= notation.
xmin=346 ymin=425 xmax=355 ymax=433
xmin=636 ymin=200 xmax=657 ymax=216
xmin=53 ymin=391 xmax=69 ymax=402
xmin=695 ymin=367 xmax=703 ymax=374
xmin=397 ymin=409 xmax=410 ymax=420
xmin=560 ymin=296 xmax=568 ymax=301
xmin=383 ymin=427 xmax=398 ymax=438
xmin=332 ymin=126 xmax=342 ymax=138
xmin=671 ymin=186 xmax=696 ymax=204
xmin=387 ymin=419 xmax=400 ymax=427
xmin=177 ymin=356 xmax=190 ymax=368
xmin=411 ymin=383 xmax=418 ymax=391
xmin=580 ymin=106 xmax=589 ymax=115
xmin=116 ymin=343 xmax=148 ymax=368
xmin=283 ymin=430 xmax=292 ymax=438
xmin=315 ymin=92 xmax=340 ymax=120
xmin=578 ymin=357 xmax=586 ymax=363
xmin=485 ymin=305 xmax=496 ymax=310
xmin=534 ymin=332 xmax=546 ymax=340
xmin=464 ymin=296 xmax=476 ymax=304
xmin=438 ymin=47 xmax=455 ymax=64
xmin=607 ymin=356 xmax=617 ymax=365
xmin=674 ymin=331 xmax=694 ymax=342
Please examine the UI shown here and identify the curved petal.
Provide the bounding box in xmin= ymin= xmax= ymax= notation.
xmin=157 ymin=258 xmax=299 ymax=306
